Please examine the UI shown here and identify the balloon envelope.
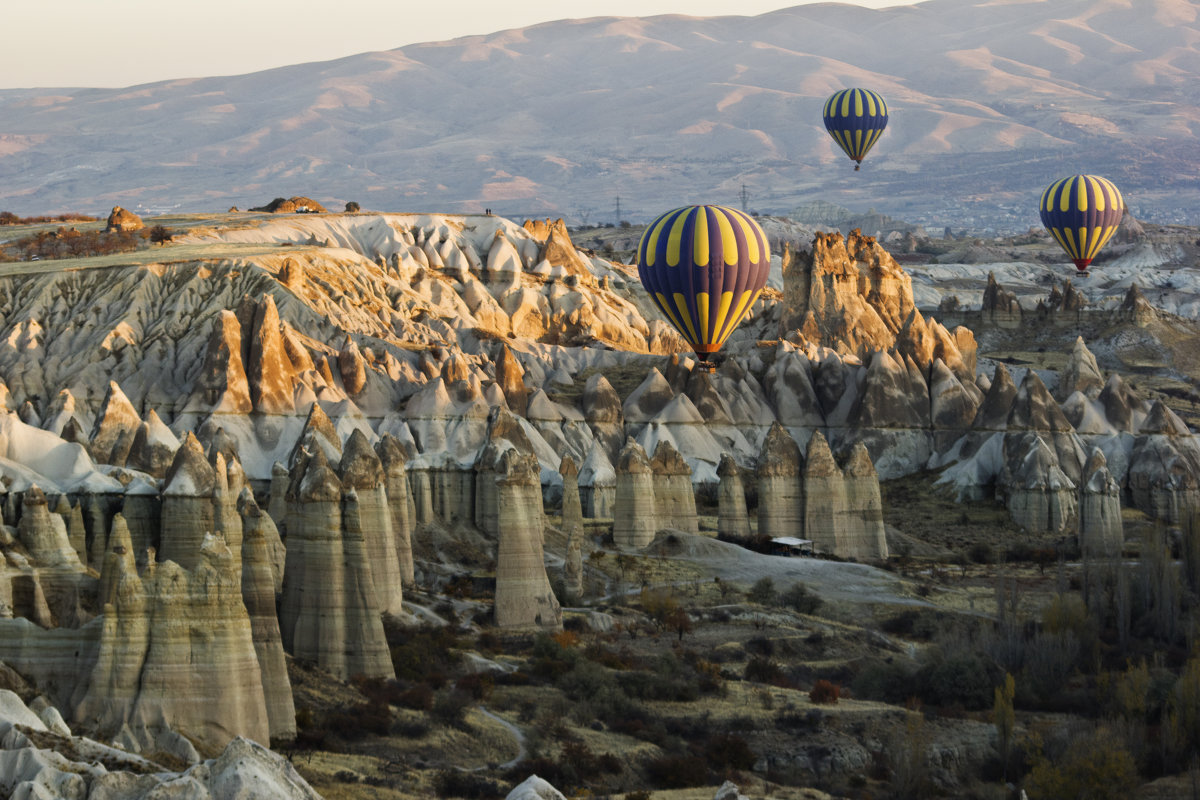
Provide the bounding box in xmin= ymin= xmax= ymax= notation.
xmin=1039 ymin=174 xmax=1124 ymax=273
xmin=823 ymin=88 xmax=888 ymax=167
xmin=636 ymin=205 xmax=770 ymax=360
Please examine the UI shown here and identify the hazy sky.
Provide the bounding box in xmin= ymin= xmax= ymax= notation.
xmin=3 ymin=0 xmax=913 ymax=89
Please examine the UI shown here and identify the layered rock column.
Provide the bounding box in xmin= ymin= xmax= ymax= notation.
xmin=377 ymin=434 xmax=416 ymax=585
xmin=803 ymin=432 xmax=849 ymax=556
xmin=339 ymin=430 xmax=404 ymax=616
xmin=279 ymin=450 xmax=394 ymax=679
xmin=1079 ymin=448 xmax=1123 ymax=558
xmin=650 ymin=441 xmax=698 ymax=535
xmin=494 ymin=450 xmax=562 ymax=630
xmin=560 ymin=456 xmax=584 ymax=537
xmin=238 ymin=496 xmax=295 ymax=743
xmin=717 ymin=454 xmax=751 ymax=540
xmin=158 ymin=433 xmax=217 ymax=570
xmin=841 ymin=444 xmax=888 ymax=560
xmin=613 ymin=440 xmax=657 ymax=549
xmin=564 ymin=524 xmax=583 ymax=602
xmin=756 ymin=423 xmax=804 ymax=540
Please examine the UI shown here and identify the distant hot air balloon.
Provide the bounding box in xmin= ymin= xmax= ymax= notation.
xmin=1039 ymin=174 xmax=1124 ymax=275
xmin=636 ymin=205 xmax=770 ymax=365
xmin=823 ymin=88 xmax=888 ymax=170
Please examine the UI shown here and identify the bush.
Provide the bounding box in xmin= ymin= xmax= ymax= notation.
xmin=644 ymin=754 xmax=708 ymax=788
xmin=809 ymin=679 xmax=840 ymax=705
xmin=431 ymin=689 xmax=473 ymax=729
xmin=705 ymin=732 xmax=756 ymax=770
xmin=744 ymin=656 xmax=787 ymax=686
xmin=345 ymin=201 xmax=361 ymax=213
xmin=434 ymin=770 xmax=504 ymax=799
xmin=780 ymin=583 xmax=822 ymax=614
xmin=747 ymin=577 xmax=778 ymax=605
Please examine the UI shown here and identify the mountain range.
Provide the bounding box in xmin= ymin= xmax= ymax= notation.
xmin=0 ymin=0 xmax=1196 ymax=231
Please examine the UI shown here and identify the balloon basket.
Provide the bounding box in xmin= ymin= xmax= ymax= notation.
xmin=695 ymin=361 xmax=717 ymax=374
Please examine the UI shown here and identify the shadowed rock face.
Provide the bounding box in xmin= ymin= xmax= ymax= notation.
xmin=494 ymin=449 xmax=561 ymax=630
xmin=89 ymin=382 xmax=143 ymax=467
xmin=1128 ymin=401 xmax=1200 ymax=522
xmin=1079 ymin=448 xmax=1123 ymax=558
xmin=1002 ymin=435 xmax=1077 ymax=534
xmin=614 ymin=439 xmax=657 ymax=549
xmin=757 ymin=422 xmax=804 ymax=541
xmin=717 ymin=454 xmax=751 ymax=540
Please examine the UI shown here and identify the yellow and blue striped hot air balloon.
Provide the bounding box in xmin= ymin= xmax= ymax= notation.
xmin=636 ymin=205 xmax=770 ymax=363
xmin=822 ymin=88 xmax=889 ymax=171
xmin=1039 ymin=174 xmax=1124 ymax=275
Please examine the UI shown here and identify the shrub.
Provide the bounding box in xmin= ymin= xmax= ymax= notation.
xmin=747 ymin=577 xmax=778 ymax=605
xmin=644 ymin=754 xmax=708 ymax=788
xmin=744 ymin=656 xmax=786 ymax=686
xmin=780 ymin=582 xmax=822 ymax=614
xmin=345 ymin=201 xmax=361 ymax=213
xmin=705 ymin=732 xmax=756 ymax=771
xmin=431 ymin=689 xmax=473 ymax=729
xmin=809 ymin=679 xmax=840 ymax=705
xmin=396 ymin=683 xmax=434 ymax=710
xmin=434 ymin=770 xmax=504 ymax=799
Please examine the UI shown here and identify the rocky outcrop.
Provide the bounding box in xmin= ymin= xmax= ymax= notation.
xmin=88 ymin=382 xmax=142 ymax=467
xmin=1128 ymin=401 xmax=1200 ymax=522
xmin=80 ymin=532 xmax=271 ymax=753
xmin=1002 ymin=435 xmax=1077 ymax=533
xmin=239 ymin=493 xmax=296 ymax=740
xmin=17 ymin=486 xmax=82 ymax=569
xmin=496 ymin=344 xmax=528 ymax=417
xmin=717 ymin=454 xmax=751 ymax=540
xmin=251 ymin=196 xmax=328 ymax=214
xmin=649 ymin=441 xmax=698 ymax=535
xmin=1079 ymin=448 xmax=1123 ymax=558
xmin=279 ymin=450 xmax=394 ymax=679
xmin=756 ymin=422 xmax=804 ymax=541
xmin=981 ymin=271 xmax=1022 ymax=327
xmin=1117 ymin=282 xmax=1156 ymax=326
xmin=494 ymin=450 xmax=561 ymax=629
xmin=1058 ymin=337 xmax=1105 ymax=401
xmin=613 ymin=439 xmax=657 ymax=548
xmin=582 ymin=375 xmax=624 ymax=463
xmin=105 ymin=206 xmax=143 ymax=232
xmin=339 ymin=429 xmax=404 ymax=616
xmin=125 ymin=410 xmax=179 ymax=479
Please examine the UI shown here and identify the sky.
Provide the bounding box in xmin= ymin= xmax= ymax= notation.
xmin=3 ymin=0 xmax=913 ymax=89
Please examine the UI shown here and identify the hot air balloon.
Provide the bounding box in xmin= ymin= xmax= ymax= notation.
xmin=636 ymin=205 xmax=770 ymax=366
xmin=823 ymin=88 xmax=888 ymax=170
xmin=1039 ymin=174 xmax=1124 ymax=276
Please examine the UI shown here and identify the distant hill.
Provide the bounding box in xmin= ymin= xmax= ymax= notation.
xmin=0 ymin=0 xmax=1196 ymax=231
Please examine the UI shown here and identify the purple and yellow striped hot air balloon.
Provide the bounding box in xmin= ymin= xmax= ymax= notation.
xmin=636 ymin=205 xmax=770 ymax=363
xmin=1039 ymin=174 xmax=1124 ymax=276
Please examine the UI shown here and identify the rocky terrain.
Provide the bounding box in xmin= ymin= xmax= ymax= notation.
xmin=0 ymin=207 xmax=1197 ymax=798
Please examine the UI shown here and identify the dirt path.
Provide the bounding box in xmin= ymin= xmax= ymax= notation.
xmin=478 ymin=707 xmax=526 ymax=770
